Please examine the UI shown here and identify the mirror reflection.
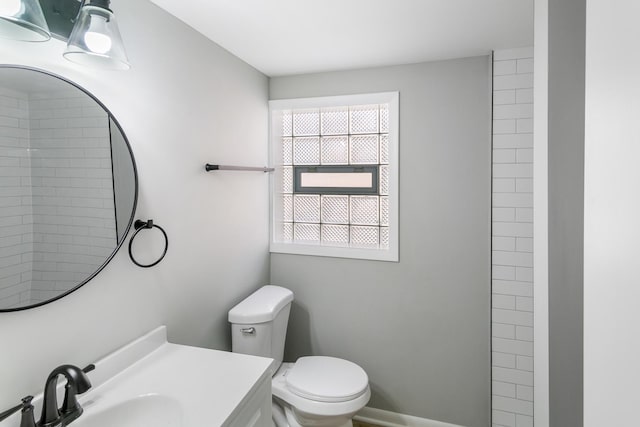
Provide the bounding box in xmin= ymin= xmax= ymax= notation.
xmin=0 ymin=66 xmax=137 ymax=311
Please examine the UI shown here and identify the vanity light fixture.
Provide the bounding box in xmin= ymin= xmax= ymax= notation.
xmin=63 ymin=0 xmax=130 ymax=70
xmin=0 ymin=0 xmax=50 ymax=41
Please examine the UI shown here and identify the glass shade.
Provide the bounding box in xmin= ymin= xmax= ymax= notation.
xmin=63 ymin=2 xmax=130 ymax=70
xmin=0 ymin=0 xmax=50 ymax=41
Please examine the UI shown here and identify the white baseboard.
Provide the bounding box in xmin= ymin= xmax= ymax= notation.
xmin=354 ymin=407 xmax=465 ymax=427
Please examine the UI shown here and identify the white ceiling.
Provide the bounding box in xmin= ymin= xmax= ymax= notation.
xmin=149 ymin=0 xmax=533 ymax=77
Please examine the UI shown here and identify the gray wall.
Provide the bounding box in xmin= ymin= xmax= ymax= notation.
xmin=548 ymin=0 xmax=585 ymax=425
xmin=0 ymin=0 xmax=269 ymax=407
xmin=270 ymin=56 xmax=492 ymax=427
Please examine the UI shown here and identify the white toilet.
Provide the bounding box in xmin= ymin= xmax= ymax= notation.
xmin=228 ymin=285 xmax=371 ymax=427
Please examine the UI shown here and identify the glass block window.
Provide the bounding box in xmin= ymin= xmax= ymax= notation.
xmin=270 ymin=92 xmax=398 ymax=262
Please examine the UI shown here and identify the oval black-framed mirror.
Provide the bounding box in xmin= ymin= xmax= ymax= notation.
xmin=0 ymin=65 xmax=138 ymax=312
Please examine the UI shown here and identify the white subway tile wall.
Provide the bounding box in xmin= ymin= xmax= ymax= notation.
xmin=28 ymin=89 xmax=116 ymax=304
xmin=492 ymin=47 xmax=534 ymax=427
xmin=0 ymin=87 xmax=116 ymax=308
xmin=0 ymin=87 xmax=33 ymax=308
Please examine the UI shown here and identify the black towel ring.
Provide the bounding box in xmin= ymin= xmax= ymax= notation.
xmin=128 ymin=219 xmax=168 ymax=268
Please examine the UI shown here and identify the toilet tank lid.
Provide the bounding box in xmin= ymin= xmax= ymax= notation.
xmin=228 ymin=285 xmax=294 ymax=324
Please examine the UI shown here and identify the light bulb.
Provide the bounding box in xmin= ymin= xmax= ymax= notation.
xmin=0 ymin=0 xmax=22 ymax=16
xmin=83 ymin=14 xmax=111 ymax=54
xmin=84 ymin=31 xmax=111 ymax=53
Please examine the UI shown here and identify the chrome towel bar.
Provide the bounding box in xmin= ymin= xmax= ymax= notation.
xmin=205 ymin=164 xmax=274 ymax=173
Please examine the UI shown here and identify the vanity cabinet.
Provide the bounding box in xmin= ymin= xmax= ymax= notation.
xmin=227 ymin=373 xmax=272 ymax=427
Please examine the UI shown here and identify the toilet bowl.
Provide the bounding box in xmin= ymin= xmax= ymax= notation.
xmin=228 ymin=286 xmax=370 ymax=427
xmin=272 ymin=359 xmax=371 ymax=427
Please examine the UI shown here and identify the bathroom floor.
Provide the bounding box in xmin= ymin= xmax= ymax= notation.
xmin=353 ymin=422 xmax=382 ymax=427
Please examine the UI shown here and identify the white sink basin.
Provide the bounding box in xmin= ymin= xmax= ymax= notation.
xmin=75 ymin=394 xmax=182 ymax=427
xmin=2 ymin=327 xmax=273 ymax=427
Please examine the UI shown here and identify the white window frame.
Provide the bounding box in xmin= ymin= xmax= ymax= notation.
xmin=269 ymin=92 xmax=399 ymax=262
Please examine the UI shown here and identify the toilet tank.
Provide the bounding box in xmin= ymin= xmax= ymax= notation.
xmin=228 ymin=286 xmax=294 ymax=369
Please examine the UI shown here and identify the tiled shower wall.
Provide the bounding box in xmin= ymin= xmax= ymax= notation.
xmin=0 ymin=88 xmax=33 ymax=308
xmin=491 ymin=47 xmax=534 ymax=427
xmin=27 ymin=89 xmax=116 ymax=304
xmin=0 ymin=87 xmax=116 ymax=308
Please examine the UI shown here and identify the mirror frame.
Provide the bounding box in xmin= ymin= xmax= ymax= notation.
xmin=0 ymin=64 xmax=138 ymax=312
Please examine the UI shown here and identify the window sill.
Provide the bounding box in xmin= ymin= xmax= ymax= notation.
xmin=270 ymin=242 xmax=399 ymax=262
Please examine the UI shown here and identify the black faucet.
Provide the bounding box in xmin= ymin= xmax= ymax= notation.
xmin=39 ymin=365 xmax=93 ymax=427
xmin=0 ymin=364 xmax=94 ymax=427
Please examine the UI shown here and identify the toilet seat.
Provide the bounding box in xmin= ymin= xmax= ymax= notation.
xmin=286 ymin=356 xmax=369 ymax=403
xmin=272 ymin=359 xmax=371 ymax=418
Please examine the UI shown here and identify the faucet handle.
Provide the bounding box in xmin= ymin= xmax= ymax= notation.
xmin=0 ymin=402 xmax=22 ymax=422
xmin=82 ymin=364 xmax=95 ymax=374
xmin=0 ymin=396 xmax=35 ymax=426
xmin=19 ymin=396 xmax=35 ymax=427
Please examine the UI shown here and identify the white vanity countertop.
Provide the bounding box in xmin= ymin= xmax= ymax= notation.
xmin=4 ymin=326 xmax=274 ymax=427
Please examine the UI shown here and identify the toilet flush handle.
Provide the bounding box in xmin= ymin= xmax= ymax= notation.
xmin=240 ymin=327 xmax=256 ymax=335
